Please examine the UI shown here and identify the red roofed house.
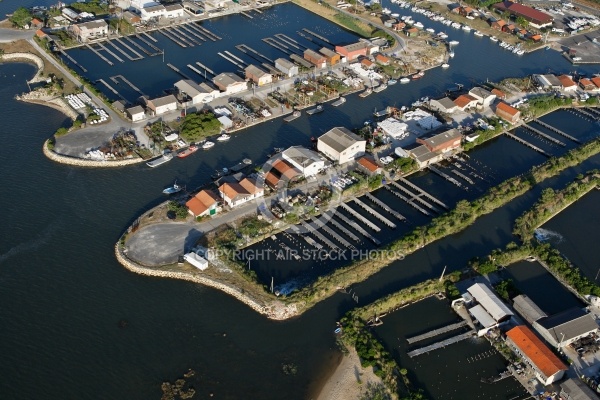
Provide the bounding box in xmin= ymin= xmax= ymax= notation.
xmin=31 ymin=18 xmax=43 ymax=29
xmin=579 ymin=78 xmax=597 ymax=91
xmin=186 ymin=189 xmax=221 ymax=218
xmin=491 ymin=88 xmax=506 ymax=100
xmin=453 ymin=94 xmax=479 ymax=111
xmin=495 ymin=101 xmax=521 ymax=124
xmin=405 ymin=27 xmax=419 ymax=37
xmin=490 ymin=19 xmax=507 ymax=30
xmin=493 ymin=1 xmax=553 ymax=29
xmin=335 ymin=42 xmax=368 ymax=61
xmin=272 ymin=159 xmax=300 ymax=181
xmin=505 ymin=325 xmax=568 ymax=385
xmin=304 ymin=49 xmax=327 ymax=69
xmin=219 ymin=178 xmax=263 ymax=208
xmin=357 ymin=156 xmax=382 ymax=175
xmin=392 ymin=22 xmax=406 ymax=31
xmin=502 ymin=24 xmax=516 ymax=33
xmin=458 ymin=6 xmax=474 ymax=16
xmin=591 ymin=76 xmax=600 ymax=89
xmin=35 ymin=29 xmax=48 ymax=39
xmin=557 ymin=75 xmax=577 ymax=92
xmin=530 ymin=34 xmax=542 ymax=42
xmin=361 ymin=58 xmax=374 ymax=69
xmin=375 ymin=54 xmax=390 ymax=66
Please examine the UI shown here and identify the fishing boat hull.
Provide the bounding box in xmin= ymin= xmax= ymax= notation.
xmin=332 ymin=97 xmax=346 ymax=106
xmin=176 ymin=145 xmax=198 ymax=159
xmin=146 ymin=154 xmax=173 ymax=168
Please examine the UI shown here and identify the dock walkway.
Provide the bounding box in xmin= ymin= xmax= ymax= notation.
xmin=364 ymin=193 xmax=406 ymax=221
xmin=85 ymin=44 xmax=113 ymax=66
xmin=428 ymin=165 xmax=464 ymax=189
xmin=521 ymin=124 xmax=565 ymax=146
xmin=317 ymin=220 xmax=353 ymax=249
xmin=451 ymin=169 xmax=474 ymax=185
xmin=59 ymin=49 xmax=87 ymax=71
xmin=340 ymin=203 xmax=381 ymax=232
xmin=136 ymin=34 xmax=161 ymax=53
xmin=195 ymin=61 xmax=215 ymax=76
xmin=324 ymin=211 xmax=361 ymax=242
xmin=159 ymin=28 xmax=188 ymax=47
xmin=352 ymin=197 xmax=396 ymax=229
xmin=575 ymin=107 xmax=600 ymax=121
xmin=303 ymin=235 xmax=323 ymax=250
xmin=262 ymin=38 xmax=292 ymax=54
xmin=334 ymin=212 xmax=381 ymax=245
xmin=141 ymin=32 xmax=158 ymax=43
xmin=172 ymin=26 xmax=200 ymax=46
xmin=384 ymin=186 xmax=430 ymax=216
xmin=97 ymin=79 xmax=126 ymax=101
xmin=533 ymin=119 xmax=580 ymax=144
xmin=389 ymin=181 xmax=439 ymax=212
xmin=107 ymin=40 xmax=136 ymax=61
xmin=398 ymin=177 xmax=448 ymax=210
xmin=407 ymin=330 xmax=475 ymax=357
xmin=115 ymin=38 xmax=144 ymax=59
xmin=236 ymin=44 xmax=274 ymax=63
xmin=179 ymin=24 xmax=207 ymax=42
xmin=167 ymin=63 xmax=192 ymax=80
xmin=195 ymin=24 xmax=219 ymax=41
xmin=98 ymin=42 xmax=124 ymax=63
xmin=218 ymin=52 xmax=244 ymax=68
xmin=406 ymin=321 xmax=468 ymax=344
xmin=302 ymin=221 xmax=339 ymax=251
xmin=505 ymin=132 xmax=549 ymax=157
xmin=110 ymin=75 xmax=145 ymax=96
xmin=302 ymin=28 xmax=331 ymax=43
xmin=274 ymin=33 xmax=304 ymax=49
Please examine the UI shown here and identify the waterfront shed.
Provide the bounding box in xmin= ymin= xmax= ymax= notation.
xmin=416 ymin=129 xmax=462 ymax=153
xmin=303 ymin=49 xmax=327 ymax=69
xmin=175 ymin=79 xmax=219 ymax=104
xmin=429 ymin=97 xmax=458 ymax=114
xmin=145 ymin=94 xmax=178 ymax=116
xmin=334 ymin=42 xmax=368 ymax=61
xmin=317 ymin=127 xmax=366 ymax=165
xmin=557 ymin=74 xmax=578 ymax=92
xmin=533 ymin=307 xmax=599 ymax=348
xmin=164 ymin=4 xmax=185 ymax=18
xmin=185 ymin=189 xmax=220 ymax=217
xmin=467 ymin=283 xmax=513 ymax=323
xmin=275 ymin=58 xmax=299 ymax=77
xmin=357 ymin=156 xmax=383 ymax=175
xmin=319 ymin=47 xmax=340 ymax=65
xmin=182 ymin=1 xmax=204 ymax=15
xmin=281 ymin=146 xmax=325 ymax=177
xmin=453 ymin=94 xmax=479 ymax=110
xmin=69 ymin=19 xmax=108 ymax=42
xmin=122 ymin=11 xmax=141 ymax=25
xmin=512 ymin=294 xmax=548 ymax=325
xmin=468 ymin=87 xmax=497 ymax=107
xmin=245 ymin=65 xmax=272 ymax=86
xmin=375 ymin=53 xmax=390 ymax=65
xmin=495 ymin=101 xmax=520 ymax=124
xmin=493 ymin=1 xmax=553 ymax=29
xmin=126 ymin=105 xmax=146 ymax=122
xmin=579 ymin=78 xmax=597 ymax=91
xmin=140 ymin=4 xmax=166 ymax=21
xmin=213 ymin=72 xmax=247 ymax=95
xmin=505 ymin=325 xmax=567 ymax=385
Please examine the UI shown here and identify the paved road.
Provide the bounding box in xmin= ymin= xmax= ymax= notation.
xmin=0 ymin=28 xmax=34 ymax=43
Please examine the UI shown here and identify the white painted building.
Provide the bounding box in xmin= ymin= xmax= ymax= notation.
xmin=145 ymin=94 xmax=178 ymax=115
xmin=275 ymin=58 xmax=298 ymax=77
xmin=281 ymin=146 xmax=325 ymax=177
xmin=69 ymin=19 xmax=108 ymax=42
xmin=175 ymin=80 xmax=219 ymax=105
xmin=164 ymin=4 xmax=185 ymax=18
xmin=184 ymin=252 xmax=209 ymax=270
xmin=126 ymin=105 xmax=145 ymax=122
xmin=140 ymin=4 xmax=166 ymax=21
xmin=213 ymin=72 xmax=247 ymax=95
xmin=468 ymin=87 xmax=497 ymax=107
xmin=317 ymin=127 xmax=366 ymax=165
xmin=219 ymin=178 xmax=263 ymax=208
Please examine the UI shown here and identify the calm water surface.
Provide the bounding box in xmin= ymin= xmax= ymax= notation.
xmin=2 ymin=3 xmax=600 ymax=398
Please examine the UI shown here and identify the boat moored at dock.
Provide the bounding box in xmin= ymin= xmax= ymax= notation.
xmin=202 ymin=141 xmax=215 ymax=150
xmin=332 ymin=96 xmax=346 ymax=106
xmin=176 ymin=143 xmax=198 ymax=158
xmin=373 ymin=83 xmax=387 ymax=93
xmin=306 ymin=104 xmax=323 ymax=115
xmin=162 ymin=180 xmax=183 ymax=195
xmin=412 ymin=70 xmax=425 ymax=80
xmin=217 ymin=134 xmax=231 ymax=142
xmin=283 ymin=110 xmax=301 ymax=122
xmin=359 ymin=88 xmax=373 ymax=97
xmin=400 ymin=77 xmax=410 ymax=84
xmin=146 ymin=151 xmax=173 ymax=168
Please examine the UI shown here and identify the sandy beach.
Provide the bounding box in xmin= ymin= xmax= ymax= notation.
xmin=314 ymin=348 xmax=384 ymax=400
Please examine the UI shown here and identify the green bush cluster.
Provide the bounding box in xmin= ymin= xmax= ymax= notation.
xmin=9 ymin=7 xmax=32 ymax=28
xmin=167 ymin=201 xmax=189 ymax=219
xmin=179 ymin=111 xmax=222 ymax=142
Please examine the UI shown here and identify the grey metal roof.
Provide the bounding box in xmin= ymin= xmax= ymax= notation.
xmin=468 ymin=283 xmax=513 ymax=321
xmin=513 ymin=294 xmax=547 ymax=323
xmin=164 ymin=4 xmax=183 ymax=11
xmin=275 ymin=58 xmax=296 ymax=69
xmin=319 ymin=47 xmax=337 ymax=57
xmin=469 ymin=87 xmax=495 ymax=100
xmin=432 ymin=97 xmax=457 ymax=110
xmin=282 ymin=146 xmax=322 ymax=168
xmin=213 ymin=72 xmax=244 ymax=87
xmin=421 ymin=129 xmax=462 ymax=149
xmin=318 ymin=127 xmax=364 ymax=153
xmin=560 ymin=378 xmax=600 ymax=400
xmin=245 ymin=64 xmax=269 ymax=78
xmin=127 ymin=105 xmax=145 ymax=115
xmin=537 ymin=307 xmax=599 ymax=343
xmin=149 ymin=94 xmax=177 ymax=108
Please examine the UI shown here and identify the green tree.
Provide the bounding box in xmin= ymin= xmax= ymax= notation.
xmin=9 ymin=7 xmax=33 ymax=28
xmin=516 ymin=16 xmax=529 ymax=28
xmin=179 ymin=111 xmax=222 ymax=142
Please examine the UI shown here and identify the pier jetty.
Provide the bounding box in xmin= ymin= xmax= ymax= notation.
xmin=505 ymin=132 xmax=549 ymax=157
xmin=521 ymin=124 xmax=566 ymax=146
xmin=85 ymin=44 xmax=113 ymax=66
xmin=406 ymin=321 xmax=468 ymax=344
xmin=352 ymin=197 xmax=396 ymax=229
xmin=398 ymin=177 xmax=448 ymax=210
xmin=407 ymin=330 xmax=475 ymax=357
xmin=334 ymin=211 xmax=381 ymax=245
xmin=340 ymin=203 xmax=381 ymax=232
xmin=364 ymin=193 xmax=406 ymax=221
xmin=533 ymin=119 xmax=581 ymax=144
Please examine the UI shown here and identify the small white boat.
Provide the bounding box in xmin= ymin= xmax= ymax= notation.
xmin=426 ymin=28 xmax=435 ymax=33
xmin=441 ymin=63 xmax=450 ymax=68
xmin=414 ymin=21 xmax=424 ymax=29
xmin=400 ymin=77 xmax=410 ymax=84
xmin=202 ymin=141 xmax=215 ymax=150
xmin=451 ymin=22 xmax=461 ymax=29
xmin=438 ymin=32 xmax=448 ymax=39
xmin=332 ymin=96 xmax=346 ymax=106
xmin=306 ymin=104 xmax=324 ymax=115
xmin=373 ymin=83 xmax=387 ymax=92
xmin=517 ymin=49 xmax=525 ymax=55
xmin=448 ymin=51 xmax=455 ymax=58
xmin=490 ymin=36 xmax=498 ymax=42
xmin=462 ymin=25 xmax=471 ymax=31
xmin=391 ymin=13 xmax=400 ymax=18
xmin=449 ymin=40 xmax=459 ymax=45
xmin=474 ymin=30 xmax=483 ymax=37
xmin=382 ymin=7 xmax=391 ymax=14
xmin=283 ymin=110 xmax=301 ymax=122
xmin=217 ymin=134 xmax=230 ymax=142
xmin=387 ymin=79 xmax=397 ymax=85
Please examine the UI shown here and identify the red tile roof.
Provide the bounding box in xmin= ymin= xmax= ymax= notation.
xmin=558 ymin=74 xmax=577 ymax=88
xmin=186 ymin=189 xmax=219 ymax=216
xmin=264 ymin=171 xmax=280 ymax=188
xmin=239 ymin=177 xmax=262 ymax=195
xmin=454 ymin=94 xmax=477 ymax=109
xmin=496 ymin=101 xmax=519 ymax=117
xmin=358 ymin=156 xmax=380 ymax=172
xmin=361 ymin=58 xmax=374 ymax=67
xmin=219 ymin=182 xmax=249 ymax=200
xmin=35 ymin=29 xmax=47 ymax=38
xmin=272 ymin=159 xmax=300 ymax=180
xmin=495 ymin=1 xmax=553 ymax=25
xmin=591 ymin=77 xmax=600 ymax=88
xmin=506 ymin=326 xmax=567 ymax=378
xmin=31 ymin=18 xmax=42 ymax=25
xmin=375 ymin=54 xmax=389 ymax=64
xmin=491 ymin=88 xmax=505 ymax=98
